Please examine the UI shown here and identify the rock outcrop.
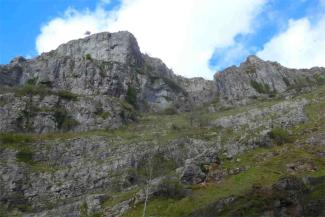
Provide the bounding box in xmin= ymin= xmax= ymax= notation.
xmin=214 ymin=55 xmax=325 ymax=101
xmin=0 ymin=31 xmax=325 ymax=217
xmin=1 ymin=31 xmax=325 ymax=134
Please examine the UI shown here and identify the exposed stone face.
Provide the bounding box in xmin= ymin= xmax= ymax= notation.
xmin=214 ymin=55 xmax=325 ymax=101
xmin=0 ymin=31 xmax=193 ymax=133
xmin=1 ymin=32 xmax=325 ymax=134
xmin=0 ymin=31 xmax=325 ymax=217
xmin=55 ymin=31 xmax=143 ymax=66
xmin=0 ymin=92 xmax=128 ymax=134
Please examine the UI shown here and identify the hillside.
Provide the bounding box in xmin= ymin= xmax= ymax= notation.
xmin=0 ymin=31 xmax=324 ymax=217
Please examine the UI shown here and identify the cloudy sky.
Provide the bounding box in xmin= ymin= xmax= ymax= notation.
xmin=0 ymin=0 xmax=325 ymax=79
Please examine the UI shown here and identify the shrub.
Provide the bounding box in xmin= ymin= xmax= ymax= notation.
xmin=154 ymin=178 xmax=188 ymax=199
xmin=89 ymin=213 xmax=102 ymax=217
xmin=268 ymin=92 xmax=277 ymax=98
xmin=121 ymin=100 xmax=134 ymax=112
xmin=15 ymin=84 xmax=50 ymax=97
xmin=0 ymin=133 xmax=34 ymax=145
xmin=250 ymin=80 xmax=271 ymax=94
xmin=80 ymin=202 xmax=88 ymax=217
xmin=56 ymin=90 xmax=78 ymax=101
xmin=268 ymin=127 xmax=293 ymax=145
xmin=126 ymin=86 xmax=137 ymax=107
xmin=26 ymin=77 xmax=38 ymax=85
xmin=85 ymin=53 xmax=92 ymax=60
xmin=53 ymin=107 xmax=67 ymax=129
xmin=136 ymin=153 xmax=178 ymax=181
xmin=189 ymin=111 xmax=209 ymax=127
xmin=314 ymin=74 xmax=325 ymax=85
xmin=16 ymin=149 xmax=33 ymax=163
xmin=171 ymin=123 xmax=181 ymax=131
xmin=94 ymin=103 xmax=110 ymax=119
xmin=100 ymin=112 xmax=110 ymax=119
xmin=162 ymin=107 xmax=178 ymax=115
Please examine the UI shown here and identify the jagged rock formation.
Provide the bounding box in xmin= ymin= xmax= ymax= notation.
xmin=1 ymin=31 xmax=324 ymax=134
xmin=0 ymin=31 xmax=325 ymax=217
xmin=0 ymin=32 xmax=193 ymax=134
xmin=214 ymin=55 xmax=325 ymax=101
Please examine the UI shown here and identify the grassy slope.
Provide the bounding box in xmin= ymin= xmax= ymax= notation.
xmin=0 ymin=86 xmax=324 ymax=216
xmin=124 ymin=86 xmax=325 ymax=217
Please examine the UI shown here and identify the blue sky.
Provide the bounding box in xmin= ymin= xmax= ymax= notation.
xmin=1 ymin=0 xmax=325 ymax=78
xmin=0 ymin=0 xmax=117 ymax=63
xmin=209 ymin=0 xmax=322 ymax=68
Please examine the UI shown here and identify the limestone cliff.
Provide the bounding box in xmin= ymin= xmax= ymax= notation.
xmin=0 ymin=31 xmax=324 ymax=217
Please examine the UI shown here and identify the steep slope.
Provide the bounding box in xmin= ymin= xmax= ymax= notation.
xmin=0 ymin=32 xmax=192 ymax=134
xmin=0 ymin=31 xmax=325 ymax=217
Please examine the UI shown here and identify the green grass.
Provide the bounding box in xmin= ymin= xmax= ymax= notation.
xmin=126 ymin=86 xmax=137 ymax=108
xmin=16 ymin=149 xmax=34 ymax=163
xmin=85 ymin=53 xmax=92 ymax=60
xmin=15 ymin=84 xmax=51 ymax=97
xmin=268 ymin=127 xmax=293 ymax=145
xmin=125 ymin=142 xmax=325 ymax=217
xmin=56 ymin=90 xmax=79 ymax=101
xmin=102 ymin=188 xmax=139 ymax=208
xmin=124 ymin=86 xmax=325 ymax=216
xmin=0 ymin=133 xmax=35 ymax=145
xmin=250 ymin=80 xmax=271 ymax=94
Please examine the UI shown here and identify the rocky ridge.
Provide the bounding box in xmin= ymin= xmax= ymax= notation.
xmin=1 ymin=31 xmax=324 ymax=134
xmin=0 ymin=31 xmax=325 ymax=217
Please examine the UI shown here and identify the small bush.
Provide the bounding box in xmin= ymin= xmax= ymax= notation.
xmin=126 ymin=86 xmax=137 ymax=107
xmin=200 ymin=164 xmax=210 ymax=174
xmin=154 ymin=178 xmax=188 ymax=199
xmin=250 ymin=80 xmax=271 ymax=94
xmin=80 ymin=202 xmax=88 ymax=217
xmin=85 ymin=53 xmax=92 ymax=60
xmin=268 ymin=127 xmax=293 ymax=145
xmin=171 ymin=123 xmax=181 ymax=131
xmin=26 ymin=77 xmax=38 ymax=85
xmin=268 ymin=92 xmax=277 ymax=98
xmin=16 ymin=149 xmax=33 ymax=163
xmin=314 ymin=74 xmax=325 ymax=85
xmin=53 ymin=107 xmax=67 ymax=129
xmin=15 ymin=84 xmax=50 ymax=97
xmin=56 ymin=90 xmax=78 ymax=101
xmin=0 ymin=133 xmax=34 ymax=145
xmin=162 ymin=107 xmax=178 ymax=115
xmin=89 ymin=213 xmax=102 ymax=217
xmin=100 ymin=111 xmax=110 ymax=119
xmin=189 ymin=111 xmax=209 ymax=127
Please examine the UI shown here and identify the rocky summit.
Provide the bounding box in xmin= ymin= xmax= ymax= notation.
xmin=0 ymin=31 xmax=324 ymax=217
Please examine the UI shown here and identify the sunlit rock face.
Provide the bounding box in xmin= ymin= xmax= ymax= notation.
xmin=0 ymin=31 xmax=325 ymax=217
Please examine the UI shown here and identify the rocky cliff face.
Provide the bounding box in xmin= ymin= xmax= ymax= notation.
xmin=0 ymin=31 xmax=194 ymax=134
xmin=1 ymin=31 xmax=324 ymax=134
xmin=0 ymin=31 xmax=325 ymax=217
xmin=214 ymin=55 xmax=325 ymax=101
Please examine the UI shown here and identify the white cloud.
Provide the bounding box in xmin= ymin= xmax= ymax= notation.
xmin=36 ymin=0 xmax=265 ymax=78
xmin=257 ymin=16 xmax=325 ymax=69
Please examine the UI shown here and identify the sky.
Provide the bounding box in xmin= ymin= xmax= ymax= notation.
xmin=0 ymin=0 xmax=325 ymax=79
